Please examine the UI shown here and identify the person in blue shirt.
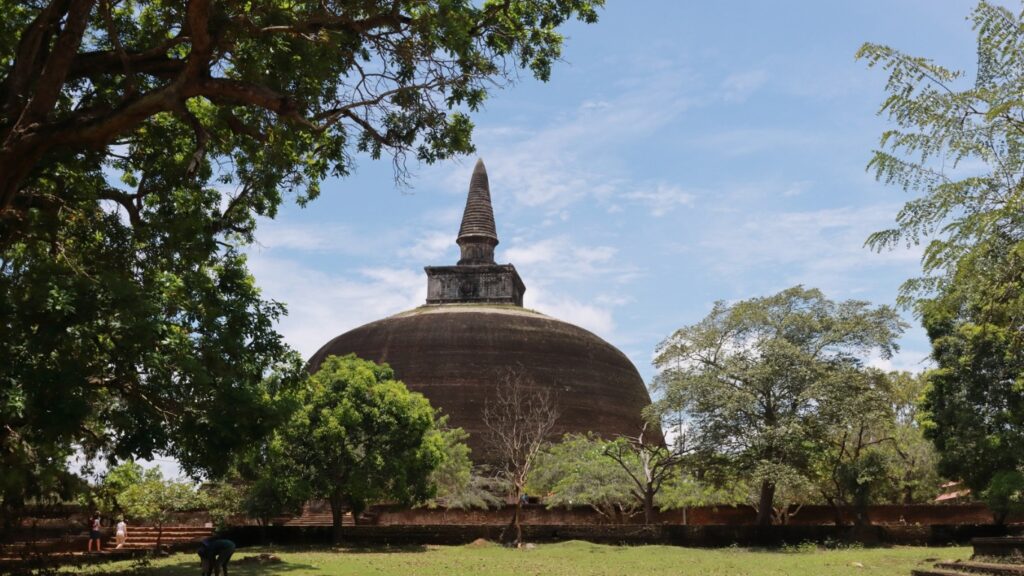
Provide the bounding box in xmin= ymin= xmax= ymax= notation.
xmin=197 ymin=537 xmax=235 ymax=576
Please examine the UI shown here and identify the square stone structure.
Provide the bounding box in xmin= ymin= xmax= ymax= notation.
xmin=425 ymin=264 xmax=525 ymax=306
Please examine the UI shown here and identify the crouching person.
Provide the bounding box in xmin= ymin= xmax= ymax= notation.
xmin=197 ymin=537 xmax=235 ymax=576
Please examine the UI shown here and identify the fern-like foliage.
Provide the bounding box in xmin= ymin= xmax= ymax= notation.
xmin=858 ymin=1 xmax=1024 ymax=307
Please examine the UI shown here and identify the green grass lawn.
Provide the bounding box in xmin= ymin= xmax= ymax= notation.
xmin=60 ymin=541 xmax=971 ymax=576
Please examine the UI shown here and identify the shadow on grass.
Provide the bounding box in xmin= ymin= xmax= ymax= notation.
xmin=331 ymin=544 xmax=430 ymax=554
xmin=75 ymin=556 xmax=322 ymax=576
xmin=240 ymin=543 xmax=430 ymax=555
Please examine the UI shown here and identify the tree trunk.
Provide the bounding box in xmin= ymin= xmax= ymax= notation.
xmin=756 ymin=480 xmax=775 ymax=526
xmin=854 ymin=493 xmax=870 ymax=527
xmin=329 ymin=493 xmax=346 ymax=544
xmin=156 ymin=523 xmax=163 ymax=549
xmin=351 ymin=501 xmax=365 ymax=526
xmin=642 ymin=490 xmax=655 ymax=525
xmin=902 ymin=485 xmax=913 ymax=505
xmin=826 ymin=498 xmax=845 ymax=527
xmin=258 ymin=520 xmax=268 ymax=545
xmin=994 ymin=510 xmax=1008 ymax=526
xmin=513 ymin=497 xmax=523 ymax=547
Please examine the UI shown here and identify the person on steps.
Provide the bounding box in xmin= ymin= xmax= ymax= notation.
xmin=87 ymin=513 xmax=103 ymax=553
xmin=114 ymin=517 xmax=128 ymax=549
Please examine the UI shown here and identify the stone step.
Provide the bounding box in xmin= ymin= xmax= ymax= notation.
xmin=126 ymin=529 xmax=210 ymax=534
xmin=119 ymin=533 xmax=209 ymax=538
xmin=117 ymin=537 xmax=204 ymax=543
xmin=935 ymin=562 xmax=1024 ymax=576
xmin=116 ymin=535 xmax=208 ymax=542
xmin=125 ymin=526 xmax=210 ymax=532
xmin=912 ymin=570 xmax=971 ymax=576
xmin=117 ymin=533 xmax=208 ymax=538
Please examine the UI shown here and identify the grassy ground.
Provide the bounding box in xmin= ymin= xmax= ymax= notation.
xmin=56 ymin=541 xmax=971 ymax=576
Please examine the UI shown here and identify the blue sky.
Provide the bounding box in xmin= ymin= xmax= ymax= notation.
xmin=246 ymin=1 xmax=991 ymax=386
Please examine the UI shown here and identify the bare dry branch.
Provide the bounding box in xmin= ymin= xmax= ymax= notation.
xmin=483 ymin=368 xmax=559 ymax=546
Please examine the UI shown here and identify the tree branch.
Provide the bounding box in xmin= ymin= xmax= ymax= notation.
xmin=2 ymin=0 xmax=72 ymax=120
xmin=100 ymin=0 xmax=137 ymax=98
xmin=19 ymin=0 xmax=98 ymax=126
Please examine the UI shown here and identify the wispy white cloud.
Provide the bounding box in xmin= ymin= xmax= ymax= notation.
xmin=502 ymin=236 xmax=633 ymax=282
xmin=782 ymin=180 xmax=813 ymax=197
xmin=248 ymin=254 xmax=424 ymax=358
xmin=693 ymin=127 xmax=823 ymax=157
xmin=498 ymin=235 xmax=643 ymax=340
xmin=527 ymin=286 xmax=616 ymax=339
xmin=431 ymin=65 xmax=700 ymax=215
xmin=254 ymin=220 xmax=368 ymax=254
xmin=867 ymin=349 xmax=934 ymax=374
xmin=624 ymin=183 xmax=696 ymax=216
xmin=696 ymin=202 xmax=922 ymax=297
xmin=398 ymin=230 xmax=457 ymax=262
xmin=721 ymin=70 xmax=769 ymax=102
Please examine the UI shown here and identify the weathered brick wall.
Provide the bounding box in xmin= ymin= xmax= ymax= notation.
xmin=370 ymin=503 xmax=1016 ymax=527
xmin=224 ymin=523 xmax=1014 ymax=548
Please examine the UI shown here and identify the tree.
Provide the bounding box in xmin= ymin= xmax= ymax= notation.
xmin=86 ymin=461 xmax=144 ymax=519
xmin=280 ymin=354 xmax=445 ymax=543
xmin=0 ymin=0 xmax=603 ymax=513
xmin=880 ymin=372 xmax=942 ymax=504
xmin=603 ymin=426 xmax=689 ymax=525
xmin=528 ymin=434 xmax=637 ymax=523
xmin=200 ymin=480 xmax=246 ymax=532
xmin=239 ymin=470 xmax=306 ymax=542
xmin=809 ymin=370 xmax=942 ymax=526
xmin=652 ymin=286 xmax=905 ymax=525
xmin=426 ymin=423 xmax=503 ymax=510
xmin=0 ymin=455 xmax=82 ymax=534
xmin=982 ymin=470 xmax=1024 ymax=525
xmin=119 ymin=468 xmax=200 ymax=548
xmin=656 ymin=473 xmax=747 ymax=525
xmin=921 ymin=274 xmax=1024 ymax=493
xmin=746 ymin=462 xmax=816 ymax=526
xmin=230 ymin=435 xmax=306 ymax=540
xmin=483 ymin=369 xmax=559 ymax=547
xmin=859 ymin=1 xmax=1024 ymax=495
xmin=812 ymin=368 xmax=902 ymax=526
xmin=0 ymin=0 xmax=604 ymax=217
xmin=858 ymin=1 xmax=1024 ymax=305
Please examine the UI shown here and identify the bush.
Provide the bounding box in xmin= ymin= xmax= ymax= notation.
xmin=982 ymin=470 xmax=1024 ymax=525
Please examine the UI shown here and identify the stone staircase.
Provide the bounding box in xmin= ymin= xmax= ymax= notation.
xmin=0 ymin=525 xmax=212 ymax=558
xmin=115 ymin=525 xmax=212 ymax=550
xmin=0 ymin=534 xmax=83 ymax=557
xmin=914 ymin=536 xmax=1024 ymax=576
xmin=913 ymin=561 xmax=1024 ymax=576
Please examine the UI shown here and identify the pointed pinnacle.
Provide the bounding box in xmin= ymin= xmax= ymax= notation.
xmin=457 ymin=158 xmax=498 ymax=243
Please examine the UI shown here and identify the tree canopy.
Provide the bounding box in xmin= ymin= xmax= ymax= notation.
xmin=859 ymin=1 xmax=1024 ymax=495
xmin=278 ymin=354 xmax=446 ymax=542
xmin=920 ymin=267 xmax=1024 ymax=492
xmin=858 ymin=1 xmax=1024 ymax=302
xmin=119 ymin=467 xmax=200 ymax=546
xmin=0 ymin=0 xmax=602 ymax=515
xmin=425 ymin=423 xmax=503 ymax=510
xmin=528 ymin=433 xmax=638 ymax=523
xmin=811 ymin=370 xmax=941 ymax=526
xmin=651 ymin=286 xmax=906 ymax=525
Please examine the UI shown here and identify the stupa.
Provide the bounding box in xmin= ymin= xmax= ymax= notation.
xmin=307 ymin=159 xmax=652 ymax=462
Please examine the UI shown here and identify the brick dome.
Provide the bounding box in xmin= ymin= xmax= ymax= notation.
xmin=306 ymin=304 xmax=652 ymax=464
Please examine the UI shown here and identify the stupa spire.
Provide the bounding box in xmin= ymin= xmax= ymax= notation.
xmin=423 ymin=158 xmax=525 ymax=306
xmin=456 ymin=158 xmax=498 ymax=265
